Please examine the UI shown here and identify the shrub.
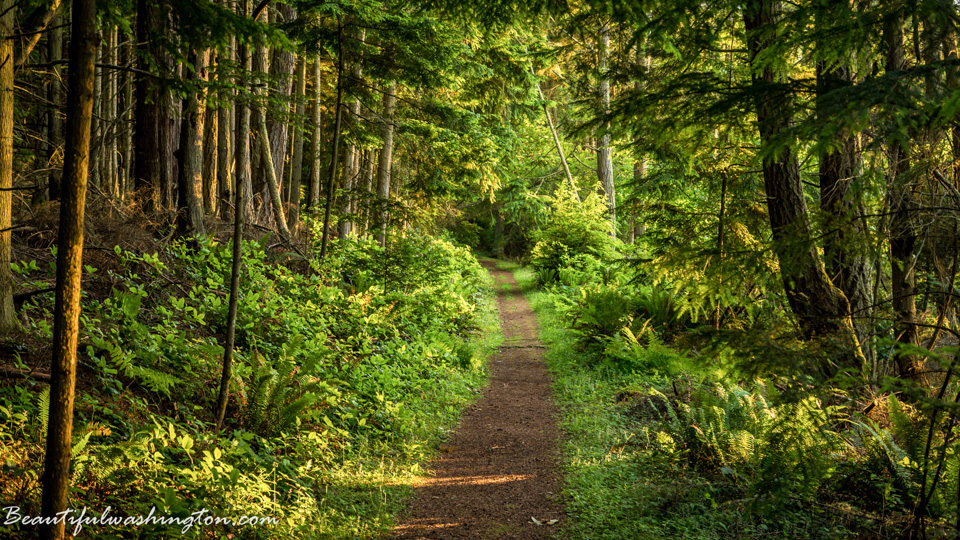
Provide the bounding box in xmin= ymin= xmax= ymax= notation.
xmin=530 ymin=188 xmax=618 ymax=283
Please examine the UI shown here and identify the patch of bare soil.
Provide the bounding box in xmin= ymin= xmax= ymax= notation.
xmin=390 ymin=262 xmax=565 ymax=539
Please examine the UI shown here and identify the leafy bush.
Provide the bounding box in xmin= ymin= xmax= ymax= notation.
xmin=530 ymin=188 xmax=618 ymax=283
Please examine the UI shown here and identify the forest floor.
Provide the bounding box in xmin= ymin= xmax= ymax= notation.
xmin=391 ymin=261 xmax=566 ymax=539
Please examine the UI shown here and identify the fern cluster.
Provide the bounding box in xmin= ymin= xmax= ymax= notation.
xmin=237 ymin=339 xmax=340 ymax=438
xmin=645 ymin=381 xmax=842 ymax=505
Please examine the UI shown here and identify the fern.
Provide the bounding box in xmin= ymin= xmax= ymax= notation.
xmin=36 ymin=387 xmax=50 ymax=441
xmin=240 ymin=347 xmax=334 ymax=437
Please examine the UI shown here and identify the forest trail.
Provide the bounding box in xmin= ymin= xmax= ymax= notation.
xmin=390 ymin=262 xmax=565 ymax=539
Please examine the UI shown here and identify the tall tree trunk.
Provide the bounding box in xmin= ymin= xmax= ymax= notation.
xmin=38 ymin=0 xmax=96 ymax=535
xmin=631 ymin=156 xmax=646 ymax=243
xmin=176 ymin=50 xmax=209 ymax=237
xmin=744 ymin=0 xmax=864 ymax=368
xmin=340 ymin=29 xmax=365 ymax=238
xmin=105 ymin=26 xmax=118 ymax=197
xmin=0 ymin=0 xmax=17 ymax=335
xmin=884 ymin=4 xmax=922 ymax=380
xmin=217 ymin=10 xmax=235 ymax=218
xmin=237 ymin=52 xmax=255 ymax=226
xmin=135 ymin=0 xmax=163 ymax=211
xmin=361 ymin=148 xmax=376 ymax=235
xmin=308 ymin=59 xmax=322 ymax=209
xmin=266 ymin=4 xmax=295 ymax=189
xmin=597 ymin=21 xmax=615 ymax=234
xmin=160 ymin=68 xmax=180 ymax=210
xmin=376 ymin=81 xmax=397 ymax=248
xmin=251 ymin=6 xmax=268 ymax=210
xmin=288 ymin=57 xmax=306 ymax=226
xmin=46 ymin=12 xmax=63 ymax=202
xmin=816 ymin=58 xmax=873 ymax=357
xmin=320 ymin=22 xmax=346 ymax=260
xmin=121 ymin=40 xmax=134 ymax=198
xmin=203 ymin=77 xmax=219 ymax=214
xmin=214 ymin=82 xmax=245 ymax=432
xmin=91 ymin=35 xmax=102 ymax=190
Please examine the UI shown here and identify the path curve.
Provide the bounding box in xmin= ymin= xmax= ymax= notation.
xmin=390 ymin=262 xmax=565 ymax=539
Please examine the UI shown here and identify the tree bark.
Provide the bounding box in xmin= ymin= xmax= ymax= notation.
xmin=308 ymin=59 xmax=322 ymax=209
xmin=320 ymin=22 xmax=346 ymax=260
xmin=135 ymin=0 xmax=163 ymax=211
xmin=0 ymin=0 xmax=18 ymax=335
xmin=120 ymin=40 xmax=134 ymax=198
xmin=46 ymin=11 xmax=63 ymax=202
xmin=744 ymin=0 xmax=864 ymax=369
xmin=597 ymin=21 xmax=615 ymax=234
xmin=267 ymin=3 xmax=296 ymax=186
xmin=203 ymin=73 xmax=219 ymax=214
xmin=361 ymin=148 xmax=376 ymax=234
xmin=256 ymin=104 xmax=291 ymax=239
xmin=38 ymin=0 xmax=95 ymax=535
xmin=288 ymin=56 xmax=306 ymax=226
xmin=816 ymin=58 xmax=873 ymax=353
xmin=176 ymin=50 xmax=209 ymax=237
xmin=217 ymin=9 xmax=235 ymax=219
xmin=376 ymin=81 xmax=397 ymax=248
xmin=237 ymin=36 xmax=255 ymax=223
xmin=340 ymin=28 xmax=365 ymax=238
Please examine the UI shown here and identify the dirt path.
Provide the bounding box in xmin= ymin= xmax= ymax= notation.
xmin=390 ymin=262 xmax=565 ymax=539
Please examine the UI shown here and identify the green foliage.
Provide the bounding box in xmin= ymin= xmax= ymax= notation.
xmin=530 ymin=188 xmax=618 ymax=283
xmin=0 ymin=230 xmax=499 ymax=539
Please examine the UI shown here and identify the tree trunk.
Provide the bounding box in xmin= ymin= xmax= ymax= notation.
xmin=0 ymin=0 xmax=18 ymax=335
xmin=217 ymin=14 xmax=235 ymax=219
xmin=256 ymin=105 xmax=291 ymax=239
xmin=203 ymin=78 xmax=219 ymax=214
xmin=816 ymin=59 xmax=873 ymax=354
xmin=597 ymin=21 xmax=615 ymax=235
xmin=308 ymin=60 xmax=322 ymax=209
xmin=267 ymin=4 xmax=296 ymax=187
xmin=38 ymin=0 xmax=96 ymax=535
xmin=161 ymin=71 xmax=180 ymax=210
xmin=288 ymin=57 xmax=306 ymax=226
xmin=176 ymin=50 xmax=209 ymax=237
xmin=361 ymin=148 xmax=376 ymax=235
xmin=120 ymin=40 xmax=134 ymax=198
xmin=884 ymin=6 xmax=922 ymax=380
xmin=320 ymin=22 xmax=346 ymax=260
xmin=251 ymin=6 xmax=269 ymax=209
xmin=340 ymin=29 xmax=365 ymax=238
xmin=91 ymin=35 xmax=102 ymax=190
xmin=744 ymin=0 xmax=864 ymax=369
xmin=105 ymin=26 xmax=119 ymax=197
xmin=135 ymin=0 xmax=163 ymax=211
xmin=46 ymin=11 xmax=63 ymax=202
xmin=535 ymin=74 xmax=578 ymax=202
xmin=214 ymin=92 xmax=245 ymax=432
xmin=376 ymin=81 xmax=397 ymax=248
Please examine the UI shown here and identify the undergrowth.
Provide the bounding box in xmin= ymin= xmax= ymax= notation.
xmin=519 ymin=267 xmax=879 ymax=539
xmin=0 ymin=232 xmax=499 ymax=539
